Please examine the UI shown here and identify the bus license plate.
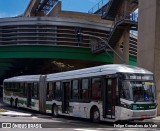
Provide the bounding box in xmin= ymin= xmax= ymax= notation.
xmin=141 ymin=115 xmax=148 ymax=118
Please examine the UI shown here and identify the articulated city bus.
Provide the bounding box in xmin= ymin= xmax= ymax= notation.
xmin=3 ymin=64 xmax=157 ymax=122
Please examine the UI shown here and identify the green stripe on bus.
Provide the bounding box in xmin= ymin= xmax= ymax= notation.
xmin=132 ymin=103 xmax=156 ymax=110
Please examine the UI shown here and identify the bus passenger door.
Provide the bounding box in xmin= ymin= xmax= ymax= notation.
xmin=103 ymin=78 xmax=116 ymax=119
xmin=62 ymin=82 xmax=70 ymax=113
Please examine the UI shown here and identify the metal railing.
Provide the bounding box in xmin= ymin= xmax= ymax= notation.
xmin=108 ymin=12 xmax=138 ymax=35
xmin=38 ymin=0 xmax=59 ymax=15
xmin=130 ymin=12 xmax=138 ymax=22
xmin=78 ymin=33 xmax=125 ymax=63
xmin=88 ymin=0 xmax=138 ymax=21
xmin=114 ymin=12 xmax=138 ymax=23
xmin=88 ymin=0 xmax=110 ymax=14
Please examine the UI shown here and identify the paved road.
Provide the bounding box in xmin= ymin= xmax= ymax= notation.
xmin=0 ymin=109 xmax=159 ymax=131
xmin=0 ymin=115 xmax=159 ymax=131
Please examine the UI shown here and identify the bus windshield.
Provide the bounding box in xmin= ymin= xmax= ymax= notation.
xmin=122 ymin=81 xmax=155 ymax=102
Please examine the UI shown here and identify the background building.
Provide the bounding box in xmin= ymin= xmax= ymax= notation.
xmin=0 ymin=0 xmax=138 ymax=83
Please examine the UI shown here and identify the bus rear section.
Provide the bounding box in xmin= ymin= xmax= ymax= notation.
xmin=3 ymin=75 xmax=47 ymax=112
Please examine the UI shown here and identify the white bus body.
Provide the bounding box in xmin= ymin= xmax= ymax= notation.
xmin=3 ymin=64 xmax=157 ymax=122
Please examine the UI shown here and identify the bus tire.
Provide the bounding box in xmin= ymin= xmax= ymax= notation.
xmin=10 ymin=98 xmax=13 ymax=107
xmin=52 ymin=105 xmax=58 ymax=118
xmin=15 ymin=98 xmax=19 ymax=108
xmin=90 ymin=106 xmax=100 ymax=123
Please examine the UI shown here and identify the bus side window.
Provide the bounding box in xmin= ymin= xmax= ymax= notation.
xmin=81 ymin=79 xmax=89 ymax=99
xmin=71 ymin=80 xmax=79 ymax=99
xmin=31 ymin=83 xmax=38 ymax=100
xmin=121 ymin=81 xmax=131 ymax=100
xmin=21 ymin=83 xmax=27 ymax=98
xmin=46 ymin=82 xmax=53 ymax=101
xmin=91 ymin=78 xmax=101 ymax=100
xmin=52 ymin=82 xmax=55 ymax=99
xmin=15 ymin=83 xmax=19 ymax=92
xmin=55 ymin=82 xmax=61 ymax=99
xmin=3 ymin=82 xmax=7 ymax=93
xmin=19 ymin=83 xmax=24 ymax=97
xmin=46 ymin=83 xmax=49 ymax=100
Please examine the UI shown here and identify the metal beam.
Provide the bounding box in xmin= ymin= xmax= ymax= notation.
xmin=37 ymin=0 xmax=58 ymax=14
xmin=24 ymin=0 xmax=59 ymax=16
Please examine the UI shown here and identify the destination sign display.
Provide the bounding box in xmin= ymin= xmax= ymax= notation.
xmin=124 ymin=74 xmax=153 ymax=80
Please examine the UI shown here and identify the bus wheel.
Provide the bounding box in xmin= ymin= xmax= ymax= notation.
xmin=10 ymin=98 xmax=13 ymax=107
xmin=15 ymin=99 xmax=19 ymax=108
xmin=91 ymin=107 xmax=100 ymax=123
xmin=52 ymin=105 xmax=58 ymax=118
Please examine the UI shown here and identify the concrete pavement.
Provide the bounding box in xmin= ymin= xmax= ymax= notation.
xmin=0 ymin=107 xmax=32 ymax=117
xmin=0 ymin=109 xmax=32 ymax=117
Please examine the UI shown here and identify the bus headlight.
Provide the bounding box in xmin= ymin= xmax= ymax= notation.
xmin=120 ymin=102 xmax=131 ymax=109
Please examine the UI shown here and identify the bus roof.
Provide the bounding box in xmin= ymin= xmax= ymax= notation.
xmin=3 ymin=75 xmax=41 ymax=82
xmin=3 ymin=64 xmax=153 ymax=83
xmin=47 ymin=64 xmax=153 ymax=81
